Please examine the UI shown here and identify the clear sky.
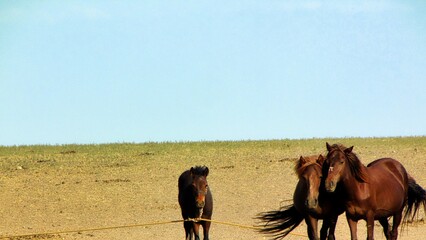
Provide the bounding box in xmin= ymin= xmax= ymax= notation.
xmin=1 ymin=1 xmax=425 ymax=146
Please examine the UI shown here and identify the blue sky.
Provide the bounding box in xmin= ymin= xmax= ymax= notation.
xmin=1 ymin=1 xmax=425 ymax=146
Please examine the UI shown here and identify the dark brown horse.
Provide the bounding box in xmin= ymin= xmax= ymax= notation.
xmin=258 ymin=155 xmax=345 ymax=240
xmin=178 ymin=166 xmax=213 ymax=240
xmin=324 ymin=143 xmax=426 ymax=240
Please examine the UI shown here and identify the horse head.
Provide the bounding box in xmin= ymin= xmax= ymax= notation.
xmin=324 ymin=142 xmax=354 ymax=192
xmin=296 ymin=155 xmax=325 ymax=210
xmin=190 ymin=166 xmax=209 ymax=210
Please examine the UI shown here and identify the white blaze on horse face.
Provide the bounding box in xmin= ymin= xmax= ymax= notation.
xmin=329 ymin=166 xmax=334 ymax=173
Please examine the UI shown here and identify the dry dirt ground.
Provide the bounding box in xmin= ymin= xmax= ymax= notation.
xmin=0 ymin=138 xmax=425 ymax=239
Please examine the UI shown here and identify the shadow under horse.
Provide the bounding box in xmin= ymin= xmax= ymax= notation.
xmin=258 ymin=155 xmax=345 ymax=240
xmin=178 ymin=166 xmax=213 ymax=240
xmin=324 ymin=143 xmax=426 ymax=240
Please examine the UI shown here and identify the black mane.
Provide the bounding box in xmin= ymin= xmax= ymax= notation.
xmin=191 ymin=166 xmax=209 ymax=176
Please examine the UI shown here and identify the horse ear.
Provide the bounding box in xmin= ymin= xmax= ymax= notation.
xmin=295 ymin=156 xmax=305 ymax=170
xmin=345 ymin=146 xmax=354 ymax=154
xmin=190 ymin=167 xmax=195 ymax=176
xmin=317 ymin=155 xmax=325 ymax=165
xmin=299 ymin=156 xmax=307 ymax=165
xmin=326 ymin=142 xmax=332 ymax=151
xmin=203 ymin=167 xmax=209 ymax=177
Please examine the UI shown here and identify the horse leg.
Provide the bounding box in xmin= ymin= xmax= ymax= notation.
xmin=366 ymin=214 xmax=375 ymax=240
xmin=193 ymin=222 xmax=201 ymax=240
xmin=202 ymin=220 xmax=211 ymax=240
xmin=320 ymin=219 xmax=330 ymax=240
xmin=346 ymin=215 xmax=358 ymax=240
xmin=305 ymin=217 xmax=319 ymax=240
xmin=184 ymin=221 xmax=193 ymax=240
xmin=390 ymin=211 xmax=403 ymax=240
xmin=326 ymin=215 xmax=339 ymax=240
xmin=378 ymin=218 xmax=390 ymax=240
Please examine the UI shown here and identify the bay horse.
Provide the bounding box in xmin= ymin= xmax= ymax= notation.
xmin=258 ymin=155 xmax=345 ymax=240
xmin=324 ymin=143 xmax=426 ymax=240
xmin=178 ymin=166 xmax=213 ymax=240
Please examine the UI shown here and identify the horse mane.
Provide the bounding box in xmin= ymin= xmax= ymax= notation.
xmin=295 ymin=155 xmax=322 ymax=178
xmin=190 ymin=166 xmax=209 ymax=176
xmin=347 ymin=151 xmax=369 ymax=183
xmin=328 ymin=144 xmax=368 ymax=183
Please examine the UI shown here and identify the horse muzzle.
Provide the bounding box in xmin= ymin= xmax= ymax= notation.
xmin=305 ymin=198 xmax=318 ymax=209
xmin=325 ymin=180 xmax=337 ymax=192
xmin=196 ymin=201 xmax=205 ymax=209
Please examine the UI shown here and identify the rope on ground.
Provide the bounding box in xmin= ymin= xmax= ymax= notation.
xmin=187 ymin=217 xmax=260 ymax=230
xmin=0 ymin=218 xmax=308 ymax=239
xmin=0 ymin=220 xmax=183 ymax=239
xmin=187 ymin=218 xmax=308 ymax=238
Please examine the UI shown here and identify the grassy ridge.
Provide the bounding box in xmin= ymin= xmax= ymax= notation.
xmin=1 ymin=136 xmax=425 ymax=173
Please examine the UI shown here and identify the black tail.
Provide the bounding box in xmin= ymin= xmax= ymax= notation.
xmin=403 ymin=176 xmax=426 ymax=224
xmin=257 ymin=204 xmax=304 ymax=240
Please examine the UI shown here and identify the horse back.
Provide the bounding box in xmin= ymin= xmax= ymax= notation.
xmin=178 ymin=170 xmax=192 ymax=191
xmin=366 ymin=158 xmax=409 ymax=213
xmin=178 ymin=170 xmax=192 ymax=215
xmin=367 ymin=158 xmax=408 ymax=186
xmin=203 ymin=188 xmax=213 ymax=217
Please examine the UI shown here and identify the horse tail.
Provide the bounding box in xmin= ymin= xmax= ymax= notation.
xmin=257 ymin=204 xmax=304 ymax=239
xmin=403 ymin=175 xmax=426 ymax=224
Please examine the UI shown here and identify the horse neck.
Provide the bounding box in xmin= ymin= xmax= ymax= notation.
xmin=340 ymin=162 xmax=369 ymax=200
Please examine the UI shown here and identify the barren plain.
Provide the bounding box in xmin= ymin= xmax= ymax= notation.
xmin=0 ymin=137 xmax=425 ymax=239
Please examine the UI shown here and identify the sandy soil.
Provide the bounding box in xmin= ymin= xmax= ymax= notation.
xmin=0 ymin=140 xmax=425 ymax=239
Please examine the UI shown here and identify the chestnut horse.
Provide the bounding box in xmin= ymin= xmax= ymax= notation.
xmin=324 ymin=143 xmax=426 ymax=240
xmin=258 ymin=155 xmax=345 ymax=240
xmin=178 ymin=166 xmax=213 ymax=240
